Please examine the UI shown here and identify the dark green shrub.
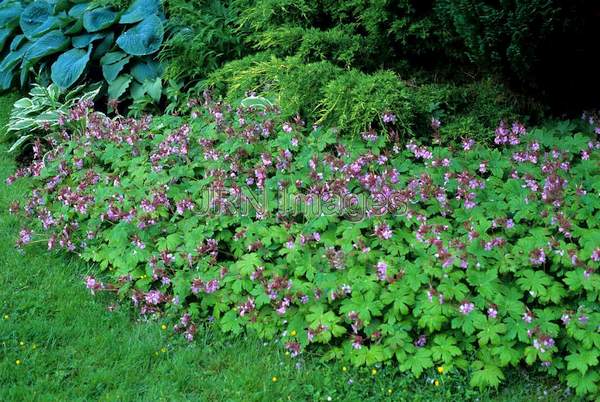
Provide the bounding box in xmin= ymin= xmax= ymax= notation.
xmin=255 ymin=26 xmax=364 ymax=68
xmin=434 ymin=0 xmax=595 ymax=107
xmin=160 ymin=0 xmax=246 ymax=83
xmin=413 ymin=79 xmax=542 ymax=143
xmin=205 ymin=55 xmax=527 ymax=141
xmin=317 ymin=70 xmax=414 ymax=136
xmin=234 ymin=0 xmax=443 ymax=72
xmin=204 ymin=54 xmax=344 ymax=121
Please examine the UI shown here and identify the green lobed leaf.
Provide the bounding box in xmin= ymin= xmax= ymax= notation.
xmin=107 ymin=74 xmax=132 ymax=100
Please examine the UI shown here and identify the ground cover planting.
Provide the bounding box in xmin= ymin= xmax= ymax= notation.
xmin=6 ymin=93 xmax=600 ymax=397
xmin=3 ymin=0 xmax=600 ymax=399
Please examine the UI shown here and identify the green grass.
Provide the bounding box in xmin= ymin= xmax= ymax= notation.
xmin=0 ymin=93 xmax=568 ymax=401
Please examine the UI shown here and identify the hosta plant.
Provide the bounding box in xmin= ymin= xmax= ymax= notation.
xmin=6 ymin=83 xmax=101 ymax=153
xmin=0 ymin=0 xmax=164 ymax=104
xmin=7 ymin=96 xmax=600 ymax=397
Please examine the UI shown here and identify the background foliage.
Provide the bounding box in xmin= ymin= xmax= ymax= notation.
xmin=0 ymin=0 xmax=165 ymax=104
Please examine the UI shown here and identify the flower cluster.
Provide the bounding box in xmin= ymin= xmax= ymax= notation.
xmin=8 ymin=95 xmax=600 ymax=395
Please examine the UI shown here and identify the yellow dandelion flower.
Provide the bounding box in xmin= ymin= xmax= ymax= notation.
xmin=161 ymin=324 xmax=167 ymax=330
xmin=3 ymin=314 xmax=8 ymax=320
xmin=342 ymin=366 xmax=348 ymax=372
xmin=371 ymin=368 xmax=377 ymax=376
xmin=19 ymin=341 xmax=25 ymax=346
xmin=15 ymin=359 xmax=21 ymax=365
xmin=388 ymin=389 xmax=393 ymax=395
xmin=290 ymin=330 xmax=297 ymax=337
xmin=437 ymin=366 xmax=444 ymax=374
xmin=161 ymin=347 xmax=168 ymax=353
xmin=434 ymin=379 xmax=440 ymax=387
xmin=272 ymin=376 xmax=278 ymax=383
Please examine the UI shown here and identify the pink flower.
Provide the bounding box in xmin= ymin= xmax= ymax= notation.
xmin=462 ymin=138 xmax=475 ymax=151
xmin=414 ymin=334 xmax=427 ymax=347
xmin=374 ymin=223 xmax=392 ymax=240
xmin=530 ymin=248 xmax=546 ymax=266
xmin=382 ymin=112 xmax=396 ymax=124
xmin=145 ymin=290 xmax=162 ymax=305
xmin=352 ymin=335 xmax=363 ymax=350
xmin=285 ymin=341 xmax=301 ymax=357
xmin=85 ymin=276 xmax=102 ymax=294
xmin=459 ymin=301 xmax=475 ymax=315
xmin=205 ymin=279 xmax=219 ymax=293
xmin=376 ymin=261 xmax=388 ymax=281
xmin=18 ymin=228 xmax=32 ymax=245
xmin=191 ymin=278 xmax=204 ymax=294
xmin=175 ymin=199 xmax=195 ymax=215
xmin=239 ymin=297 xmax=255 ymax=317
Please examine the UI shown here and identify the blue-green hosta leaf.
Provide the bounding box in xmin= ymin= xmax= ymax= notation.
xmin=0 ymin=68 xmax=15 ymax=90
xmin=9 ymin=34 xmax=27 ymax=51
xmin=35 ymin=14 xmax=71 ymax=38
xmin=20 ymin=1 xmax=60 ymax=39
xmin=68 ymin=3 xmax=89 ymax=19
xmin=130 ymin=60 xmax=163 ymax=82
xmin=72 ymin=32 xmax=105 ymax=48
xmin=100 ymin=51 xmax=127 ymax=65
xmin=92 ymin=32 xmax=114 ymax=59
xmin=101 ymin=55 xmax=130 ymax=82
xmin=22 ymin=30 xmax=69 ymax=64
xmin=0 ymin=2 xmax=22 ymax=28
xmin=20 ymin=30 xmax=69 ymax=87
xmin=63 ymin=19 xmax=84 ymax=35
xmin=119 ymin=0 xmax=160 ymax=24
xmin=0 ymin=27 xmax=13 ymax=53
xmin=116 ymin=15 xmax=163 ymax=56
xmin=51 ymin=47 xmax=91 ymax=89
xmin=83 ymin=7 xmax=118 ymax=32
xmin=108 ymin=74 xmax=132 ymax=100
xmin=47 ymin=0 xmax=71 ymax=14
xmin=0 ymin=42 xmax=32 ymax=72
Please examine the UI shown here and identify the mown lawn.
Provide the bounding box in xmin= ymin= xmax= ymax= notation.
xmin=0 ymin=94 xmax=567 ymax=401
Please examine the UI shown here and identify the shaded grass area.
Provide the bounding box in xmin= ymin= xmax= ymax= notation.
xmin=0 ymin=94 xmax=567 ymax=401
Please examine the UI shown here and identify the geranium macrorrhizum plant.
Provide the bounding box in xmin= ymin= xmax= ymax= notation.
xmin=7 ymin=94 xmax=600 ymax=395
